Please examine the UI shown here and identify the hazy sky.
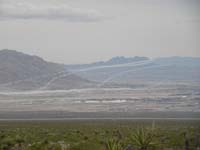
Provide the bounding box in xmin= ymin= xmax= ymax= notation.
xmin=0 ymin=0 xmax=200 ymax=64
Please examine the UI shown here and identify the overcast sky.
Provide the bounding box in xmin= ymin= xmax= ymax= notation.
xmin=0 ymin=0 xmax=200 ymax=64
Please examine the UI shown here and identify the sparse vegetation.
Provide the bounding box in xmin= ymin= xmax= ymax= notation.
xmin=130 ymin=127 xmax=155 ymax=150
xmin=0 ymin=120 xmax=199 ymax=150
xmin=106 ymin=138 xmax=123 ymax=150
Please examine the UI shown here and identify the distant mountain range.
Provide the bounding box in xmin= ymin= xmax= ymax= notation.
xmin=0 ymin=49 xmax=200 ymax=91
xmin=66 ymin=56 xmax=200 ymax=84
xmin=0 ymin=49 xmax=94 ymax=91
xmin=65 ymin=56 xmax=149 ymax=70
xmin=0 ymin=49 xmax=64 ymax=84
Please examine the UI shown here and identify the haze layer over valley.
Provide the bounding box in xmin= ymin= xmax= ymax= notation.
xmin=0 ymin=50 xmax=200 ymax=119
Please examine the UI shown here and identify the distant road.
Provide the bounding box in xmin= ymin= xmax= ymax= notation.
xmin=0 ymin=118 xmax=200 ymax=121
xmin=0 ymin=111 xmax=199 ymax=121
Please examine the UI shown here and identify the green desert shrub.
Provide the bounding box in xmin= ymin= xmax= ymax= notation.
xmin=130 ymin=127 xmax=155 ymax=150
xmin=0 ymin=137 xmax=15 ymax=150
xmin=106 ymin=138 xmax=123 ymax=150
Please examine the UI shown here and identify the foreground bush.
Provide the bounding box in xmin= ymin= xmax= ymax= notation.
xmin=0 ymin=120 xmax=199 ymax=150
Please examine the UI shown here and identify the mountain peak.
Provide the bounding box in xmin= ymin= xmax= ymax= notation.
xmin=0 ymin=49 xmax=44 ymax=62
xmin=0 ymin=49 xmax=95 ymax=91
xmin=107 ymin=56 xmax=149 ymax=64
xmin=0 ymin=49 xmax=64 ymax=87
xmin=0 ymin=49 xmax=28 ymax=55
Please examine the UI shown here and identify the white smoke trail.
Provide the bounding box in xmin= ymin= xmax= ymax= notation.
xmin=0 ymin=70 xmax=68 ymax=87
xmin=97 ymin=65 xmax=170 ymax=87
xmin=68 ymin=59 xmax=154 ymax=72
xmin=39 ymin=72 xmax=73 ymax=90
xmin=40 ymin=59 xmax=154 ymax=90
xmin=0 ymin=59 xmax=155 ymax=90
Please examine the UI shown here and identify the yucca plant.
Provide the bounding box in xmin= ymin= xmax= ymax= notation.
xmin=106 ymin=138 xmax=124 ymax=150
xmin=130 ymin=127 xmax=155 ymax=150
